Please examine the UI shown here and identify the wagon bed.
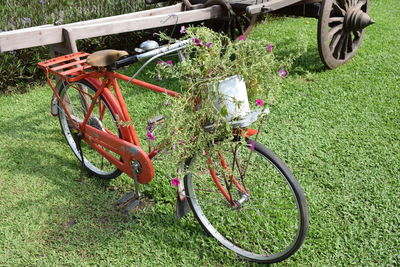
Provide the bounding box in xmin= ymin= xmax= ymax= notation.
xmin=0 ymin=0 xmax=374 ymax=69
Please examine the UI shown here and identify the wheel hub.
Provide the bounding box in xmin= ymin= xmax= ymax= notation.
xmin=344 ymin=6 xmax=374 ymax=32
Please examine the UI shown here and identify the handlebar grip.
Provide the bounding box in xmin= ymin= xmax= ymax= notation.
xmin=115 ymin=55 xmax=138 ymax=68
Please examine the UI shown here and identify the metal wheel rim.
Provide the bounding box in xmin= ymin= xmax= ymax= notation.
xmin=185 ymin=144 xmax=305 ymax=262
xmin=59 ymin=82 xmax=120 ymax=176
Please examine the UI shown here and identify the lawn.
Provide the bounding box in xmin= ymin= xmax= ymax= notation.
xmin=0 ymin=0 xmax=399 ymax=265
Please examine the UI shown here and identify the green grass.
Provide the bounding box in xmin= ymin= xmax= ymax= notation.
xmin=1 ymin=0 xmax=399 ymax=265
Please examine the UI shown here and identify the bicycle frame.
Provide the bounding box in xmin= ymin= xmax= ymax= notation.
xmin=39 ymin=51 xmax=257 ymax=206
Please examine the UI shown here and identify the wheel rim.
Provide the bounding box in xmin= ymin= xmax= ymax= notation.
xmin=318 ymin=0 xmax=374 ymax=69
xmin=59 ymin=82 xmax=121 ymax=177
xmin=185 ymin=142 xmax=306 ymax=262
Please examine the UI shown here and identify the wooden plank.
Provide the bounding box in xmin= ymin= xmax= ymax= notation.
xmin=0 ymin=4 xmax=183 ymax=52
xmin=245 ymin=0 xmax=304 ymax=15
xmin=67 ymin=6 xmax=225 ymax=40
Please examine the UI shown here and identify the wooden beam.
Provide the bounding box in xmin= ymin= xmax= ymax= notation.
xmin=67 ymin=6 xmax=225 ymax=40
xmin=246 ymin=0 xmax=304 ymax=15
xmin=0 ymin=3 xmax=184 ymax=53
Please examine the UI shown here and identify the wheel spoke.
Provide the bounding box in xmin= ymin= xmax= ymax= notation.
xmin=355 ymin=0 xmax=367 ymax=9
xmin=329 ymin=32 xmax=342 ymax=51
xmin=353 ymin=29 xmax=361 ymax=40
xmin=333 ymin=33 xmax=346 ymax=59
xmin=346 ymin=32 xmax=353 ymax=53
xmin=333 ymin=0 xmax=347 ymax=16
xmin=328 ymin=24 xmax=343 ymax=39
xmin=329 ymin=17 xmax=345 ymax=24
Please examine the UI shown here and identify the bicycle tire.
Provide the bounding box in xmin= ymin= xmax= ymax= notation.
xmin=183 ymin=139 xmax=308 ymax=263
xmin=58 ymin=79 xmax=122 ymax=180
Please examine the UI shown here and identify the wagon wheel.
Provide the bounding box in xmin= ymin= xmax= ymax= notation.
xmin=318 ymin=0 xmax=374 ymax=69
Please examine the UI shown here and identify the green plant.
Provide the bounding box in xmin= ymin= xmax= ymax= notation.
xmin=150 ymin=27 xmax=282 ymax=166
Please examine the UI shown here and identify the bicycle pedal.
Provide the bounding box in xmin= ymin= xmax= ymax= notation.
xmin=116 ymin=191 xmax=139 ymax=208
xmin=123 ymin=199 xmax=146 ymax=213
xmin=147 ymin=115 xmax=164 ymax=125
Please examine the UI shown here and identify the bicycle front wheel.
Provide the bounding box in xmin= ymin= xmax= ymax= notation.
xmin=58 ymin=79 xmax=122 ymax=180
xmin=184 ymin=140 xmax=308 ymax=263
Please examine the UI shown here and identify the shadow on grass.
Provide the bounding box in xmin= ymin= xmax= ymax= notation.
xmin=0 ymin=104 xmax=209 ymax=259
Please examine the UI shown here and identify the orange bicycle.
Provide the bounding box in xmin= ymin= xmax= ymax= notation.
xmin=38 ymin=39 xmax=308 ymax=263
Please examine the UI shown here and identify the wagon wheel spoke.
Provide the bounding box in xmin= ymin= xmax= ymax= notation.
xmin=318 ymin=0 xmax=374 ymax=69
xmin=332 ymin=1 xmax=346 ymax=16
xmin=328 ymin=24 xmax=343 ymax=39
xmin=329 ymin=17 xmax=345 ymax=24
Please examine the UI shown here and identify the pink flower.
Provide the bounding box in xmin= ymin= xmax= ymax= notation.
xmin=266 ymin=43 xmax=273 ymax=53
xmin=178 ymin=140 xmax=185 ymax=145
xmin=206 ymin=42 xmax=212 ymax=48
xmin=194 ymin=38 xmax=203 ymax=47
xmin=237 ymin=35 xmax=245 ymax=41
xmin=171 ymin=177 xmax=180 ymax=187
xmin=278 ymin=69 xmax=287 ymax=78
xmin=256 ymin=99 xmax=264 ymax=106
xmin=180 ymin=25 xmax=186 ymax=34
xmin=157 ymin=60 xmax=173 ymax=66
xmin=249 ymin=140 xmax=256 ymax=151
xmin=146 ymin=131 xmax=155 ymax=141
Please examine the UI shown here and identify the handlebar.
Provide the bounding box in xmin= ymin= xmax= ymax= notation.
xmin=115 ymin=55 xmax=138 ymax=68
xmin=115 ymin=39 xmax=192 ymax=69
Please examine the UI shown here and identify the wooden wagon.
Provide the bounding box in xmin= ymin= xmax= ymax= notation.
xmin=0 ymin=0 xmax=374 ymax=69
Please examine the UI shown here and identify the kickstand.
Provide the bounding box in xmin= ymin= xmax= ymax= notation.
xmin=75 ymin=133 xmax=85 ymax=182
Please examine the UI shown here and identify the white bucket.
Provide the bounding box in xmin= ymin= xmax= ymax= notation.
xmin=211 ymin=75 xmax=250 ymax=122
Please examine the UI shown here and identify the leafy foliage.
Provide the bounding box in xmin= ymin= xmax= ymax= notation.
xmin=150 ymin=27 xmax=280 ymax=165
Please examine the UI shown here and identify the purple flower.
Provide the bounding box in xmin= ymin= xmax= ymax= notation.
xmin=278 ymin=69 xmax=287 ymax=78
xmin=171 ymin=177 xmax=180 ymax=187
xmin=8 ymin=50 xmax=15 ymax=54
xmin=266 ymin=43 xmax=273 ymax=53
xmin=249 ymin=140 xmax=256 ymax=151
xmin=180 ymin=25 xmax=186 ymax=34
xmin=172 ymin=145 xmax=176 ymax=150
xmin=256 ymin=99 xmax=264 ymax=106
xmin=146 ymin=131 xmax=155 ymax=141
xmin=146 ymin=123 xmax=154 ymax=131
xmin=39 ymin=0 xmax=45 ymax=4
xmin=22 ymin=17 xmax=31 ymax=23
xmin=194 ymin=38 xmax=203 ymax=47
xmin=157 ymin=74 xmax=162 ymax=81
xmin=237 ymin=35 xmax=245 ymax=41
xmin=206 ymin=42 xmax=212 ymax=48
xmin=54 ymin=20 xmax=62 ymax=25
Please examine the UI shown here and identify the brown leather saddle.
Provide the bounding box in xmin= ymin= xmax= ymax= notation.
xmin=86 ymin=49 xmax=129 ymax=67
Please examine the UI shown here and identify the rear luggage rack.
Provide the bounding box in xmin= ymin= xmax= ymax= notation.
xmin=38 ymin=52 xmax=93 ymax=82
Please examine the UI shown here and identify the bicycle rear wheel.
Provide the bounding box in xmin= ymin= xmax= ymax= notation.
xmin=58 ymin=79 xmax=122 ymax=180
xmin=184 ymin=140 xmax=308 ymax=263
